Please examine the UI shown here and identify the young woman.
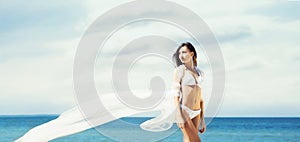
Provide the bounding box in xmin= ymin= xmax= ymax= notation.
xmin=172 ymin=42 xmax=206 ymax=142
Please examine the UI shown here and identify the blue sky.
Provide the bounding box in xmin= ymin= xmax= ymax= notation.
xmin=0 ymin=0 xmax=299 ymax=117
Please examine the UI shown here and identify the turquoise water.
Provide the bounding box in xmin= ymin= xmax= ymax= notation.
xmin=1 ymin=116 xmax=300 ymax=142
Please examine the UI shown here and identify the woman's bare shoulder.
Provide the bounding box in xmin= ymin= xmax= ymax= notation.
xmin=173 ymin=65 xmax=185 ymax=80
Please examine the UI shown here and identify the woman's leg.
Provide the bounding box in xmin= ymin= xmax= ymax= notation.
xmin=184 ymin=117 xmax=200 ymax=142
xmin=192 ymin=115 xmax=200 ymax=132
xmin=180 ymin=109 xmax=200 ymax=142
xmin=192 ymin=115 xmax=201 ymax=141
xmin=180 ymin=125 xmax=191 ymax=142
xmin=178 ymin=109 xmax=190 ymax=142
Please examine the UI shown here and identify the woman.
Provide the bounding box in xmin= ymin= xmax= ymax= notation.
xmin=172 ymin=42 xmax=206 ymax=142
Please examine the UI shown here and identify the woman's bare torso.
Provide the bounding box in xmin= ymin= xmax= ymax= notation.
xmin=181 ymin=69 xmax=202 ymax=110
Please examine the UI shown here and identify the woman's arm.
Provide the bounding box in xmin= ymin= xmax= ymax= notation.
xmin=172 ymin=68 xmax=185 ymax=128
xmin=199 ymin=88 xmax=206 ymax=133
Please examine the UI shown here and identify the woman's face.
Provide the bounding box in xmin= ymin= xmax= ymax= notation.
xmin=179 ymin=46 xmax=194 ymax=63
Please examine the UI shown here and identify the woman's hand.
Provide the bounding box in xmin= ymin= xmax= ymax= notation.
xmin=176 ymin=108 xmax=190 ymax=129
xmin=176 ymin=114 xmax=185 ymax=129
xmin=177 ymin=122 xmax=185 ymax=129
xmin=199 ymin=121 xmax=206 ymax=133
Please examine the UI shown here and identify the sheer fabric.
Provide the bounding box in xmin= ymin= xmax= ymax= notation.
xmin=15 ymin=66 xmax=204 ymax=141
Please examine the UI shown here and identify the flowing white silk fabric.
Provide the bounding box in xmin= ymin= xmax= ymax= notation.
xmin=15 ymin=66 xmax=204 ymax=142
xmin=14 ymin=90 xmax=179 ymax=142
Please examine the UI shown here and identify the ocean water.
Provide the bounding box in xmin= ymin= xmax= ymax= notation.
xmin=1 ymin=116 xmax=299 ymax=142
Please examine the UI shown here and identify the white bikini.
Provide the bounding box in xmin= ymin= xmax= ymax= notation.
xmin=174 ymin=64 xmax=204 ymax=119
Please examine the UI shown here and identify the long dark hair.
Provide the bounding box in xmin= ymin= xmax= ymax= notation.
xmin=172 ymin=42 xmax=198 ymax=67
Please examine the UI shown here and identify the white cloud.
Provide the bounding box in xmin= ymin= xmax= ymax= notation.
xmin=0 ymin=37 xmax=78 ymax=114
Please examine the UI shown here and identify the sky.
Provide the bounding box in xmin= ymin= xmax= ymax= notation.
xmin=0 ymin=0 xmax=300 ymax=117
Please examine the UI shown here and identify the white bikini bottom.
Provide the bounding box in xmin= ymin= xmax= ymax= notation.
xmin=180 ymin=104 xmax=201 ymax=119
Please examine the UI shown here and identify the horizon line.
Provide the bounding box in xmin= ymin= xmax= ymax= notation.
xmin=1 ymin=114 xmax=299 ymax=118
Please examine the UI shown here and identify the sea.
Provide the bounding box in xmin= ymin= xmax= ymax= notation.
xmin=1 ymin=116 xmax=299 ymax=142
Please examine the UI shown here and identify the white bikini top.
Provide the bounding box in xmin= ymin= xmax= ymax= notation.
xmin=177 ymin=64 xmax=204 ymax=87
xmin=172 ymin=64 xmax=204 ymax=97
